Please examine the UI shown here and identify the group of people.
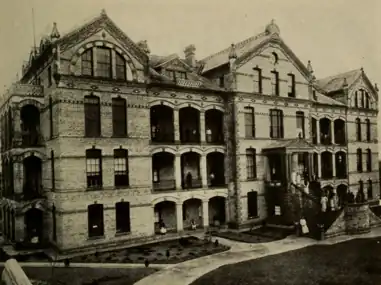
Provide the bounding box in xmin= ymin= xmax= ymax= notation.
xmin=158 ymin=218 xmax=198 ymax=235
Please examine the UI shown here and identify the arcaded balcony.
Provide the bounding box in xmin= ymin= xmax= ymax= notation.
xmin=319 ymin=118 xmax=332 ymax=145
xmin=334 ymin=119 xmax=346 ymax=145
xmin=205 ymin=109 xmax=224 ymax=144
xmin=181 ymin=152 xmax=202 ymax=189
xmin=206 ymin=152 xmax=225 ymax=187
xmin=20 ymin=104 xmax=43 ymax=147
xmin=335 ymin=151 xmax=347 ymax=179
xmin=179 ymin=107 xmax=200 ymax=144
xmin=321 ymin=151 xmax=333 ymax=179
xmin=152 ymin=152 xmax=176 ymax=191
xmin=150 ymin=105 xmax=175 ymax=143
xmin=23 ymin=155 xmax=43 ymax=200
xmin=154 ymin=201 xmax=177 ymax=234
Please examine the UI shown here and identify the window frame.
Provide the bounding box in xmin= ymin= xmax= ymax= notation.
xmin=355 ymin=118 xmax=362 ymax=142
xmin=87 ymin=204 xmax=104 ymax=238
xmin=112 ymin=97 xmax=127 ymax=137
xmin=96 ymin=47 xmax=112 ymax=79
xmin=114 ymin=149 xmax=129 ymax=187
xmin=115 ymin=201 xmax=131 ymax=233
xmin=253 ymin=67 xmax=262 ymax=94
xmin=244 ymin=107 xmax=255 ymax=138
xmin=81 ymin=49 xmax=94 ymax=77
xmin=246 ymin=148 xmax=257 ymax=180
xmin=84 ymin=95 xmax=101 ymax=138
xmin=296 ymin=111 xmax=305 ymax=138
xmin=269 ymin=109 xmax=284 ymax=138
xmin=86 ymin=149 xmax=103 ymax=189
xmin=115 ymin=52 xmax=126 ymax=81
xmin=270 ymin=70 xmax=280 ymax=96
xmin=356 ymin=148 xmax=363 ymax=172
xmin=287 ymin=73 xmax=296 ymax=97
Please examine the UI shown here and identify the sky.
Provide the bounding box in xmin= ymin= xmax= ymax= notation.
xmin=0 ymin=0 xmax=380 ymax=150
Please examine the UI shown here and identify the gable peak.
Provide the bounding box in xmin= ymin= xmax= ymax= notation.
xmin=101 ymin=9 xmax=107 ymax=17
xmin=50 ymin=22 xmax=60 ymax=40
xmin=265 ymin=19 xmax=280 ymax=35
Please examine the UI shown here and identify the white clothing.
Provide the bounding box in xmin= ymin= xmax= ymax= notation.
xmin=291 ymin=171 xmax=297 ymax=184
xmin=160 ymin=227 xmax=167 ymax=234
xmin=321 ymin=196 xmax=328 ymax=212
xmin=300 ymin=219 xmax=309 ymax=234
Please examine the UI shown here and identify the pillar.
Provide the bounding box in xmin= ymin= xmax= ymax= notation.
xmin=176 ymin=203 xmax=183 ymax=232
xmin=332 ymin=153 xmax=336 ymax=178
xmin=224 ymin=197 xmax=230 ymax=223
xmin=12 ymin=107 xmax=22 ymax=147
xmin=13 ymin=160 xmax=23 ymax=195
xmin=14 ymin=214 xmax=24 ymax=242
xmin=202 ymin=200 xmax=209 ymax=228
xmin=308 ymin=153 xmax=313 ymax=180
xmin=175 ymin=154 xmax=182 ymax=190
xmin=174 ymin=108 xmax=180 ymax=142
xmin=200 ymin=111 xmax=205 ymax=143
xmin=316 ymin=120 xmax=320 ymax=144
xmin=330 ymin=121 xmax=334 ymax=144
xmin=200 ymin=154 xmax=208 ymax=188
xmin=292 ymin=153 xmax=298 ymax=172
xmin=317 ymin=154 xmax=322 ymax=178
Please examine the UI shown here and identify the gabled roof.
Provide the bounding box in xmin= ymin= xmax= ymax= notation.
xmin=315 ymin=93 xmax=345 ymax=106
xmin=200 ymin=31 xmax=271 ymax=73
xmin=316 ymin=69 xmax=362 ymax=94
xmin=57 ymin=10 xmax=148 ymax=62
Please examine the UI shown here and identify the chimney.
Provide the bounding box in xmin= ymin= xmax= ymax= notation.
xmin=184 ymin=45 xmax=196 ymax=67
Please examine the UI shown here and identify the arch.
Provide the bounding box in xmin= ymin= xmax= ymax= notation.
xmin=18 ymin=150 xmax=46 ymax=161
xmin=183 ymin=197 xmax=203 ymax=203
xmin=18 ymin=99 xmax=44 ymax=110
xmin=208 ymin=193 xmax=228 ymax=200
xmin=179 ymin=147 xmax=203 ymax=155
xmin=149 ymin=100 xmax=176 ymax=109
xmin=181 ymin=195 xmax=206 ymax=204
xmin=151 ymin=147 xmax=177 ymax=155
xmin=177 ymin=102 xmax=202 ymax=111
xmin=151 ymin=196 xmax=179 ymax=206
xmin=24 ymin=207 xmax=44 ymax=242
xmin=203 ymin=104 xmax=225 ymax=112
xmin=204 ymin=147 xmax=225 ymax=154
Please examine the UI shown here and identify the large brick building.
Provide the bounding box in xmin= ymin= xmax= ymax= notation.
xmin=0 ymin=11 xmax=379 ymax=253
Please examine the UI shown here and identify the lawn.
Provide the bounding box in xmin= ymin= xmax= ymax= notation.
xmin=191 ymin=237 xmax=381 ymax=285
xmin=213 ymin=226 xmax=292 ymax=243
xmin=70 ymin=236 xmax=230 ymax=264
xmin=1 ymin=266 xmax=157 ymax=285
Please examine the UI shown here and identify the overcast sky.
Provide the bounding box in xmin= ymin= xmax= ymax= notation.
xmin=0 ymin=0 xmax=380 ymax=150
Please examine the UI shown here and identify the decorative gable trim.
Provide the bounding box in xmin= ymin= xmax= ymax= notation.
xmin=349 ymin=72 xmax=378 ymax=101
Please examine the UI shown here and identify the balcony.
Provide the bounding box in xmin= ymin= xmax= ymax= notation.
xmin=153 ymin=180 xmax=176 ymax=191
xmin=182 ymin=178 xmax=202 ymax=190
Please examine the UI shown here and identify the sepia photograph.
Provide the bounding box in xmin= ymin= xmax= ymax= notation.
xmin=0 ymin=0 xmax=380 ymax=284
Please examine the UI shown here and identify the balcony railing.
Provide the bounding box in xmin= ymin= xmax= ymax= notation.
xmin=151 ymin=132 xmax=175 ymax=144
xmin=180 ymin=133 xmax=200 ymax=144
xmin=21 ymin=131 xmax=44 ymax=147
xmin=153 ymin=180 xmax=176 ymax=191
xmin=320 ymin=134 xmax=332 ymax=145
xmin=182 ymin=178 xmax=202 ymax=190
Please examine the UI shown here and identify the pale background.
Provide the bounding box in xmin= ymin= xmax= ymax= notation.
xmin=0 ymin=0 xmax=380 ymax=155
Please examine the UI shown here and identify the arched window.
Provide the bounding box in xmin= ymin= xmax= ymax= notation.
xmin=84 ymin=95 xmax=101 ymax=137
xmin=354 ymin=91 xmax=358 ymax=108
xmin=355 ymin=118 xmax=361 ymax=141
xmin=115 ymin=53 xmax=126 ymax=80
xmin=81 ymin=49 xmax=93 ymax=76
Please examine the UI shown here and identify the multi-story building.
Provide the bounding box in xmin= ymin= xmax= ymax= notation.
xmin=0 ymin=11 xmax=378 ymax=253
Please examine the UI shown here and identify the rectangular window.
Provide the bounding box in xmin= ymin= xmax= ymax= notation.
xmin=366 ymin=149 xmax=372 ymax=172
xmin=244 ymin=107 xmax=255 ymax=138
xmin=253 ymin=68 xmax=262 ymax=93
xmin=96 ymin=47 xmax=112 ymax=78
xmin=296 ymin=111 xmax=305 ymax=138
xmin=86 ymin=149 xmax=102 ymax=189
xmin=365 ymin=93 xmax=370 ymax=109
xmin=354 ymin=91 xmax=358 ymax=108
xmin=84 ymin=95 xmax=101 ymax=137
xmin=366 ymin=119 xmax=371 ymax=142
xmin=115 ymin=53 xmax=126 ymax=80
xmin=112 ymin=98 xmax=127 ymax=137
xmin=360 ymin=90 xmax=365 ymax=108
xmin=311 ymin=118 xmax=317 ymax=144
xmin=88 ymin=204 xmax=104 ymax=237
xmin=49 ymin=96 xmax=53 ymax=139
xmin=357 ymin=149 xmax=363 ymax=172
xmin=246 ymin=148 xmax=257 ymax=180
xmin=368 ymin=180 xmax=373 ymax=199
xmin=115 ymin=202 xmax=131 ymax=233
xmin=176 ymin=72 xmax=187 ymax=79
xmin=271 ymin=70 xmax=279 ymax=95
xmin=288 ymin=73 xmax=295 ymax=97
xmin=247 ymin=191 xmax=258 ymax=218
xmin=82 ymin=49 xmax=93 ymax=76
xmin=269 ymin=109 xmax=284 ymax=138
xmin=114 ymin=149 xmax=129 ymax=187
xmin=356 ymin=118 xmax=362 ymax=141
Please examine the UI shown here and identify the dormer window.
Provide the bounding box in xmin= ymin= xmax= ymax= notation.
xmin=287 ymin=73 xmax=295 ymax=97
xmin=176 ymin=71 xmax=187 ymax=80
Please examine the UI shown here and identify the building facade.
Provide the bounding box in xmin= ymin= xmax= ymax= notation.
xmin=0 ymin=11 xmax=379 ymax=253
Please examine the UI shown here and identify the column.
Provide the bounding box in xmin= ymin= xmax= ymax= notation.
xmin=224 ymin=198 xmax=230 ymax=224
xmin=316 ymin=120 xmax=321 ymax=144
xmin=200 ymin=154 xmax=208 ymax=188
xmin=199 ymin=111 xmax=205 ymax=143
xmin=332 ymin=153 xmax=336 ymax=178
xmin=317 ymin=153 xmax=322 ymax=178
xmin=174 ymin=108 xmax=180 ymax=142
xmin=176 ymin=203 xmax=183 ymax=232
xmin=292 ymin=153 xmax=298 ymax=172
xmin=330 ymin=121 xmax=335 ymax=144
xmin=308 ymin=153 xmax=313 ymax=180
xmin=12 ymin=107 xmax=22 ymax=147
xmin=175 ymin=155 xmax=182 ymax=190
xmin=202 ymin=200 xmax=209 ymax=228
xmin=13 ymin=160 xmax=23 ymax=195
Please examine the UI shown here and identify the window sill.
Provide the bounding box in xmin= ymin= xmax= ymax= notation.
xmin=248 ymin=216 xmax=260 ymax=220
xmin=87 ymin=235 xmax=105 ymax=241
xmin=115 ymin=231 xmax=131 ymax=237
xmin=86 ymin=187 xmax=104 ymax=191
xmin=111 ymin=135 xmax=128 ymax=138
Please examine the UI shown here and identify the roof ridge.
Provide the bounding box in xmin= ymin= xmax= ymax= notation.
xmin=200 ymin=31 xmax=267 ymax=62
xmin=317 ymin=68 xmax=362 ymax=82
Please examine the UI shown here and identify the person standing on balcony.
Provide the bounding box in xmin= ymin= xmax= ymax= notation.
xmin=186 ymin=172 xmax=192 ymax=188
xmin=206 ymin=128 xmax=212 ymax=142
